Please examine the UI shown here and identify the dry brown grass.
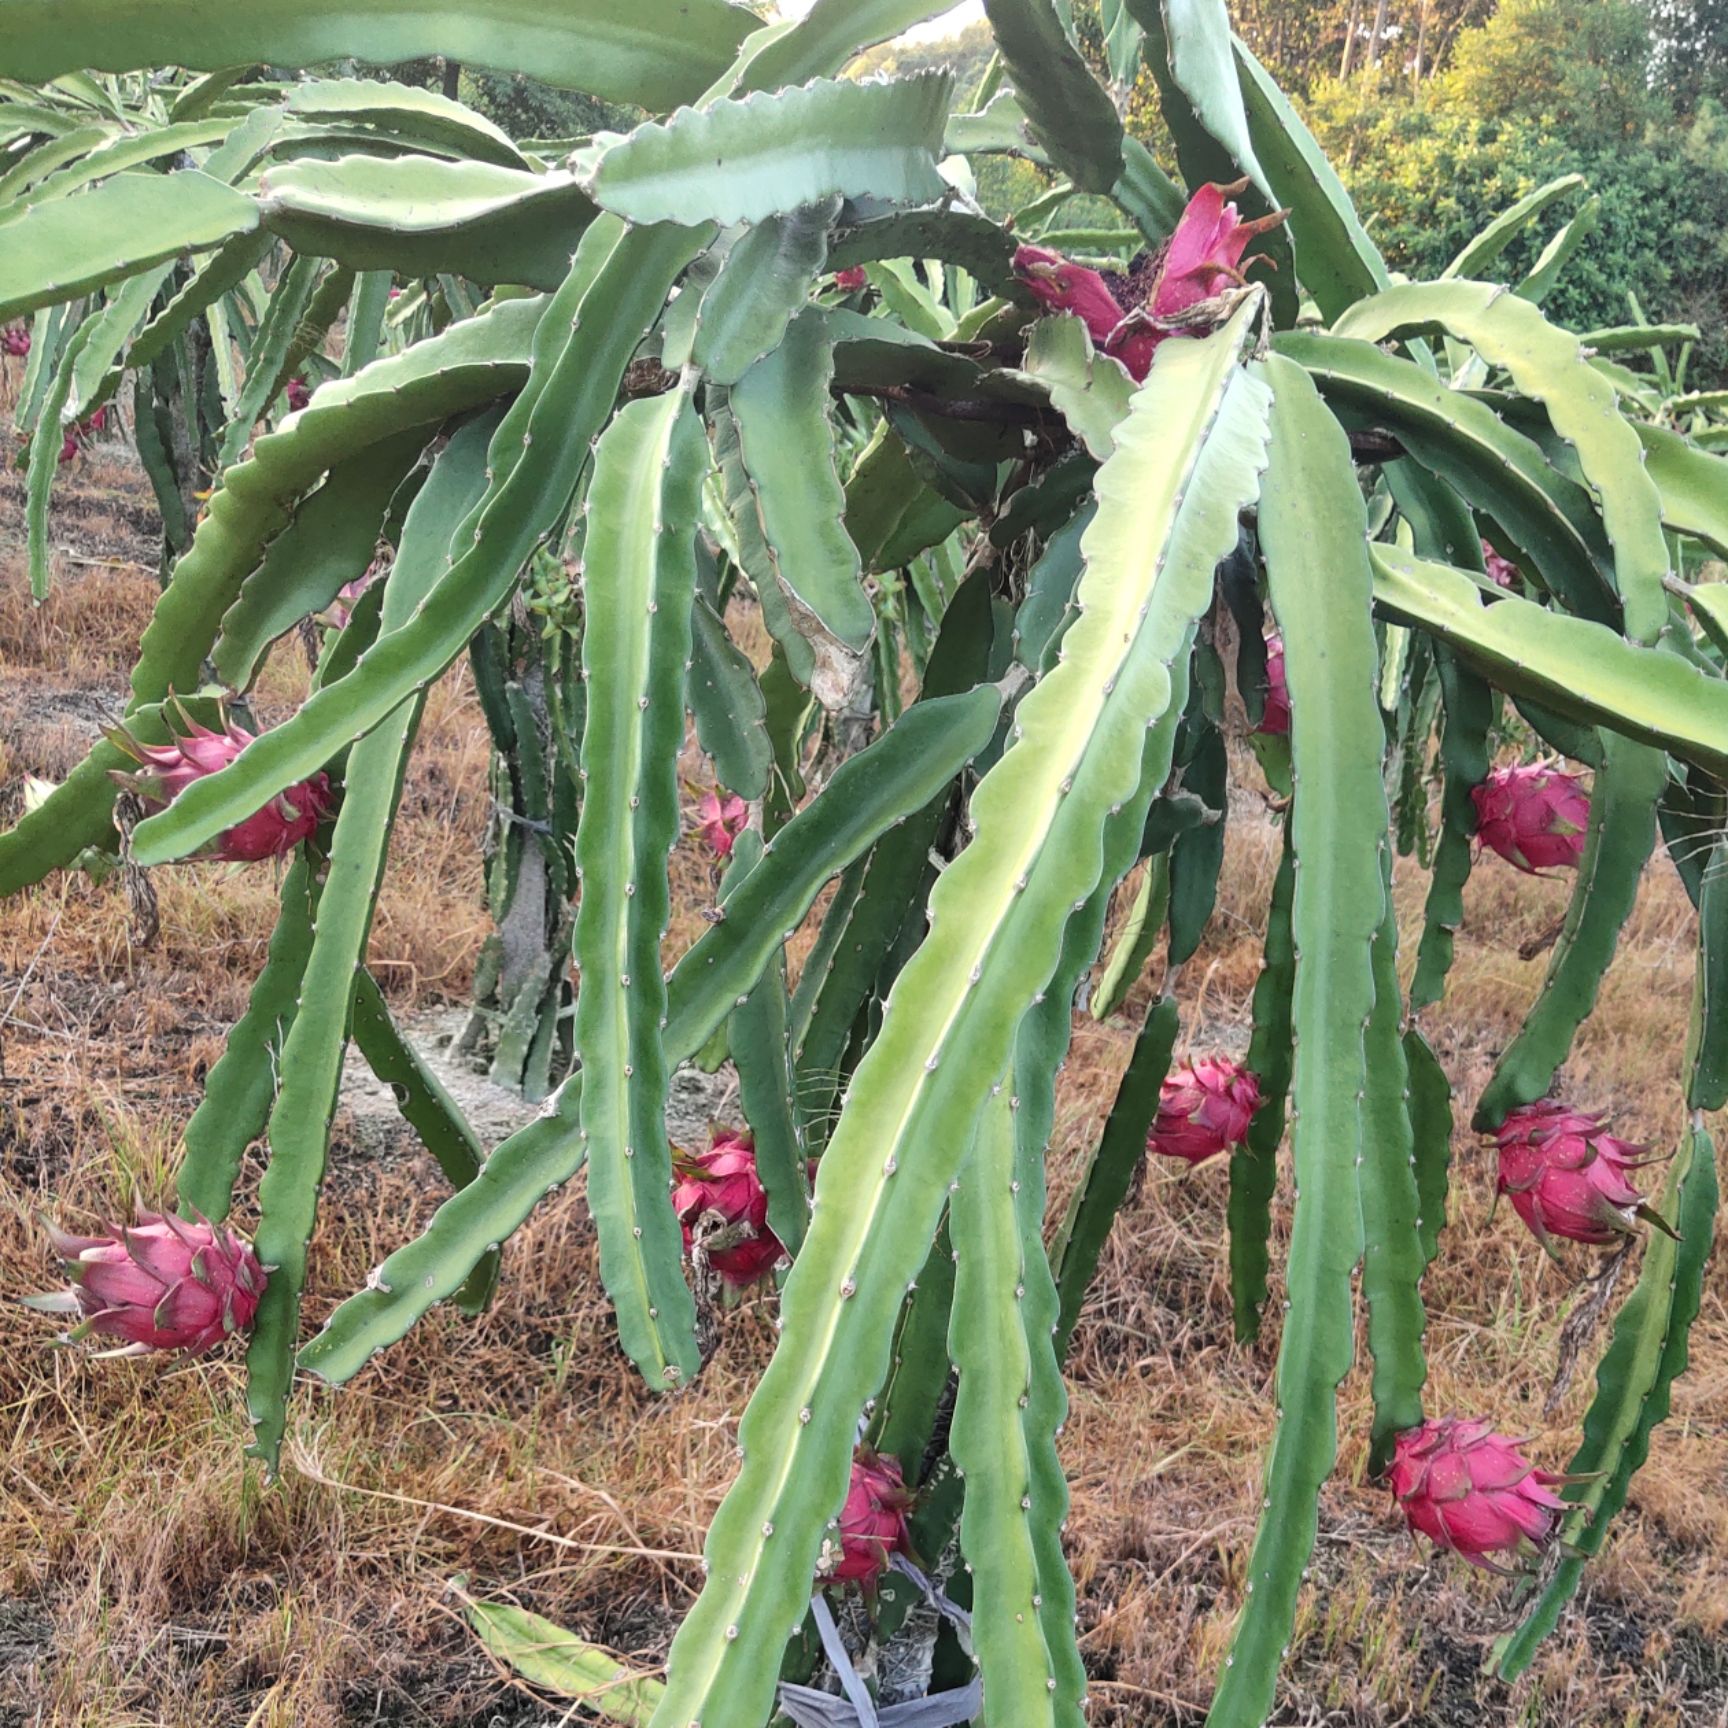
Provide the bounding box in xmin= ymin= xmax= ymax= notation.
xmin=2 ymin=440 xmax=1726 ymax=1727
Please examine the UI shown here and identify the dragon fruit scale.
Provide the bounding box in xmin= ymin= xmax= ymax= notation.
xmin=1147 ymin=1056 xmax=1261 ymax=1165
xmin=106 ymin=703 xmax=333 ymax=862
xmin=1470 ymin=762 xmax=1590 ymax=873
xmin=1495 ymin=1100 xmax=1660 ymax=1248
xmin=28 ymin=1209 xmax=266 ymax=1356
xmin=1388 ymin=1416 xmax=1572 ymax=1571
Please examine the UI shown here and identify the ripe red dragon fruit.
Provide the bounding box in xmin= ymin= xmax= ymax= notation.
xmin=1147 ymin=1056 xmax=1261 ymax=1165
xmin=28 ymin=1209 xmax=266 ymax=1356
xmin=1481 ymin=540 xmax=1519 ymax=590
xmin=673 ymin=1127 xmax=786 ymax=1286
xmin=285 ymin=375 xmax=311 ymax=412
xmin=2 ymin=324 xmax=31 ymax=358
xmin=1014 ymin=180 xmax=1287 ymax=381
xmin=1388 ymin=1416 xmax=1571 ymax=1571
xmin=831 ymin=265 xmax=868 ymax=292
xmin=695 ymin=788 xmax=748 ymax=858
xmin=106 ymin=704 xmax=334 ymax=862
xmin=324 ymin=559 xmax=386 ymax=630
xmin=1470 ymin=762 xmax=1590 ymax=873
xmin=825 ymin=1448 xmax=915 ymax=1587
xmin=1255 ymin=636 xmax=1290 ymax=736
xmin=1495 ymin=1100 xmax=1660 ymax=1248
xmin=57 ymin=404 xmax=109 ymax=466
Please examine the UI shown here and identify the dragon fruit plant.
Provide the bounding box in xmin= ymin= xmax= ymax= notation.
xmin=4 ymin=1 xmax=1727 ymax=1723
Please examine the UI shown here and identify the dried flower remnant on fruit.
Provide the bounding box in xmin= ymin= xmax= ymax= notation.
xmin=1470 ymin=762 xmax=1590 ymax=873
xmin=1147 ymin=1056 xmax=1261 ymax=1165
xmin=27 ymin=1210 xmax=266 ymax=1356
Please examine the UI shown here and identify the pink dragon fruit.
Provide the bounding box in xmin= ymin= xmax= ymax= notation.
xmin=826 ymin=1448 xmax=915 ymax=1587
xmin=1481 ymin=540 xmax=1519 ymax=590
xmin=1014 ymin=180 xmax=1287 ymax=380
xmin=673 ymin=1127 xmax=786 ymax=1286
xmin=28 ymin=1209 xmax=266 ymax=1356
xmin=324 ymin=560 xmax=386 ymax=630
xmin=285 ymin=375 xmax=311 ymax=412
xmin=1147 ymin=1056 xmax=1261 ymax=1165
xmin=695 ymin=788 xmax=748 ymax=858
xmin=57 ymin=404 xmax=108 ymax=465
xmin=1495 ymin=1100 xmax=1658 ymax=1248
xmin=1255 ymin=636 xmax=1290 ymax=736
xmin=2 ymin=324 xmax=31 ymax=358
xmin=106 ymin=704 xmax=334 ymax=862
xmin=831 ymin=266 xmax=868 ymax=292
xmin=1388 ymin=1416 xmax=1572 ymax=1571
xmin=1470 ymin=763 xmax=1590 ymax=873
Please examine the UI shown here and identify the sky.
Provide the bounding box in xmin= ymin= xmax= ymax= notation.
xmin=773 ymin=1 xmax=986 ymax=45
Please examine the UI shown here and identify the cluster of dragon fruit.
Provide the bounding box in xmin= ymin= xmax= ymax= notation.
xmin=24 ymin=183 xmax=1628 ymax=1594
xmin=29 ymin=684 xmax=1623 ymax=1585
